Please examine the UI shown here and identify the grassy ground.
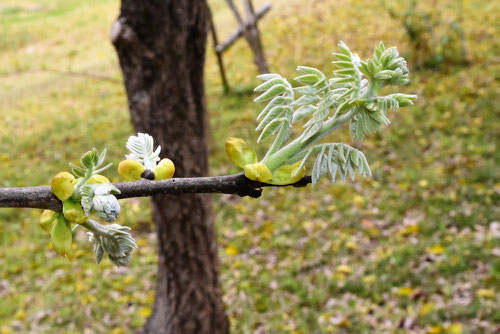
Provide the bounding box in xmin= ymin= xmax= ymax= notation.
xmin=0 ymin=0 xmax=498 ymax=333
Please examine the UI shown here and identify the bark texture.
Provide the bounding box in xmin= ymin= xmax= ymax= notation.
xmin=112 ymin=1 xmax=228 ymax=332
xmin=0 ymin=174 xmax=312 ymax=211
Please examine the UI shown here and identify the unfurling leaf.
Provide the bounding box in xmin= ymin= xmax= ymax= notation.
xmin=309 ymin=143 xmax=372 ymax=185
xmin=39 ymin=210 xmax=58 ymax=233
xmin=51 ymin=215 xmax=74 ymax=261
xmin=295 ymin=74 xmax=320 ymax=85
xmin=92 ymin=183 xmax=121 ymax=222
xmin=296 ymin=66 xmax=326 ymax=78
xmin=80 ymin=148 xmax=99 ymax=169
xmin=301 ymin=122 xmax=323 ymax=142
xmin=256 ymin=105 xmax=290 ymax=132
xmin=291 ymin=95 xmax=321 ymax=107
xmin=256 ymin=73 xmax=282 ymax=81
xmin=80 ymin=185 xmax=94 ymax=216
xmin=292 ymin=105 xmax=317 ymax=123
xmin=86 ymin=220 xmax=137 ymax=267
xmin=93 ymin=194 xmax=120 ymax=222
xmin=258 ymin=118 xmax=286 ymax=143
xmin=125 ymin=133 xmax=161 ymax=170
xmin=254 ymin=77 xmax=286 ymax=92
xmin=254 ymin=84 xmax=287 ymax=102
xmin=225 ymin=137 xmax=258 ymax=169
xmin=256 ymin=96 xmax=291 ymax=121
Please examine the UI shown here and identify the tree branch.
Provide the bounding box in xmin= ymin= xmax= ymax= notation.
xmin=0 ymin=173 xmax=311 ymax=211
xmin=215 ymin=3 xmax=271 ymax=53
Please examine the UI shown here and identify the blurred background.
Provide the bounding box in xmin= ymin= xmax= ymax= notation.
xmin=0 ymin=0 xmax=498 ymax=332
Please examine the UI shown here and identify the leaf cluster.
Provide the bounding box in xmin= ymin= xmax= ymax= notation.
xmin=249 ymin=41 xmax=417 ymax=185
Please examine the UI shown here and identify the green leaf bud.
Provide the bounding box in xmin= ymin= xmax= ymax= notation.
xmin=93 ymin=194 xmax=120 ymax=222
xmin=51 ymin=172 xmax=75 ymax=201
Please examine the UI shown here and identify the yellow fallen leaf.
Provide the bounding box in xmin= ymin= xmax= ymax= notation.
xmin=418 ymin=179 xmax=429 ymax=187
xmin=401 ymin=224 xmax=419 ymax=236
xmin=236 ymin=228 xmax=249 ymax=237
xmin=427 ymin=244 xmax=444 ymax=255
xmin=428 ymin=325 xmax=443 ymax=334
xmin=345 ymin=240 xmax=358 ymax=250
xmin=353 ymin=195 xmax=364 ymax=204
xmin=336 ymin=264 xmax=353 ymax=274
xmin=363 ymin=275 xmax=377 ymax=284
xmin=476 ymin=289 xmax=495 ymax=299
xmin=138 ymin=307 xmax=152 ymax=318
xmin=397 ymin=286 xmax=413 ymax=297
xmin=225 ymin=245 xmax=239 ymax=256
xmin=419 ymin=302 xmax=434 ymax=316
xmin=446 ymin=323 xmax=463 ymax=334
xmin=14 ymin=310 xmax=26 ymax=320
xmin=123 ymin=275 xmax=134 ymax=285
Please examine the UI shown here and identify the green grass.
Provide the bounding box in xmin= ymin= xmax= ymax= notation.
xmin=0 ymin=0 xmax=498 ymax=333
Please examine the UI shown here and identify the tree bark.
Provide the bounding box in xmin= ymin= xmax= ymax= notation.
xmin=111 ymin=1 xmax=229 ymax=333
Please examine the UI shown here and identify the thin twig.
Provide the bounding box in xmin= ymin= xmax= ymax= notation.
xmin=215 ymin=3 xmax=271 ymax=53
xmin=0 ymin=69 xmax=121 ymax=83
xmin=0 ymin=173 xmax=312 ymax=211
xmin=208 ymin=6 xmax=230 ymax=93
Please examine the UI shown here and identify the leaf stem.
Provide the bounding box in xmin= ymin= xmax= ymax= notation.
xmin=261 ymin=81 xmax=375 ymax=171
xmin=80 ymin=219 xmax=111 ymax=237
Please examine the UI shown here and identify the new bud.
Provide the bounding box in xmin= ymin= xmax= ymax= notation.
xmin=51 ymin=172 xmax=75 ymax=201
xmin=51 ymin=215 xmax=74 ymax=261
xmin=118 ymin=159 xmax=145 ymax=182
xmin=39 ymin=210 xmax=58 ymax=233
xmin=63 ymin=199 xmax=88 ymax=224
xmin=154 ymin=158 xmax=175 ymax=180
xmin=244 ymin=163 xmax=272 ymax=182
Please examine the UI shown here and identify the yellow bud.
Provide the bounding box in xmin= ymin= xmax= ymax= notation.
xmin=63 ymin=199 xmax=88 ymax=224
xmin=225 ymin=137 xmax=258 ymax=169
xmin=39 ymin=210 xmax=58 ymax=233
xmin=51 ymin=172 xmax=75 ymax=201
xmin=268 ymin=161 xmax=306 ymax=185
xmin=154 ymin=158 xmax=175 ymax=180
xmin=118 ymin=159 xmax=145 ymax=182
xmin=244 ymin=163 xmax=272 ymax=182
xmin=87 ymin=174 xmax=110 ymax=184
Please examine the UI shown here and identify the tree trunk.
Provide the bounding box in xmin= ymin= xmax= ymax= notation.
xmin=111 ymin=1 xmax=229 ymax=333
